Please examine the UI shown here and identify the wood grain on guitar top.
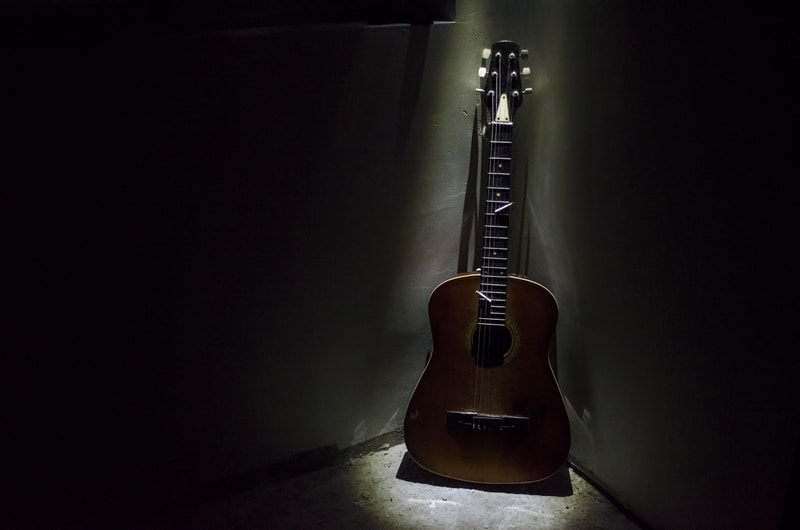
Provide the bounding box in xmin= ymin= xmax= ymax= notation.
xmin=403 ymin=272 xmax=569 ymax=484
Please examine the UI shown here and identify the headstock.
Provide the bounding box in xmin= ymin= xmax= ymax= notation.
xmin=478 ymin=41 xmax=532 ymax=122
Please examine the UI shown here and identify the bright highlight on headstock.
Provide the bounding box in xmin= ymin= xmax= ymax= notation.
xmin=477 ymin=41 xmax=532 ymax=123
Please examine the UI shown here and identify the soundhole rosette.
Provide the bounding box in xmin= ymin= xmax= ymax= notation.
xmin=465 ymin=317 xmax=520 ymax=367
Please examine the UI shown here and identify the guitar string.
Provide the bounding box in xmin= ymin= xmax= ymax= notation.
xmin=477 ymin=52 xmax=503 ymax=418
xmin=488 ymin=52 xmax=503 ymax=418
xmin=475 ymin=64 xmax=492 ymax=416
xmin=482 ymin=114 xmax=494 ymax=417
xmin=485 ymin=80 xmax=497 ymax=417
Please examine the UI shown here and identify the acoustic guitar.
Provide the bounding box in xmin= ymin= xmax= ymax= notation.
xmin=403 ymin=41 xmax=570 ymax=484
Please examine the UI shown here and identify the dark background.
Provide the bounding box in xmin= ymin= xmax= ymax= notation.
xmin=2 ymin=1 xmax=797 ymax=528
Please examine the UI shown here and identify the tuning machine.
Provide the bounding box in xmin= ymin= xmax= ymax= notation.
xmin=476 ymin=47 xmax=492 ymax=92
xmin=519 ymin=49 xmax=533 ymax=96
xmin=520 ymin=48 xmax=532 ymax=79
xmin=478 ymin=47 xmax=491 ymax=79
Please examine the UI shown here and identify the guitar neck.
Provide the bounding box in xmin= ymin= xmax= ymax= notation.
xmin=477 ymin=120 xmax=514 ymax=326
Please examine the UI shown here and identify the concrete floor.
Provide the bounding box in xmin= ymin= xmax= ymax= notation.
xmin=137 ymin=436 xmax=643 ymax=529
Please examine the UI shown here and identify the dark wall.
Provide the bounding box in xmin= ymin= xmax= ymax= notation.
xmin=547 ymin=3 xmax=798 ymax=528
xmin=4 ymin=20 xmax=426 ymax=525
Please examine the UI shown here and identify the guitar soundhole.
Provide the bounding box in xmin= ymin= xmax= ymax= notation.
xmin=471 ymin=324 xmax=512 ymax=367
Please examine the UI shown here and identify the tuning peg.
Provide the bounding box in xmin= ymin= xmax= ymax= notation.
xmin=522 ymin=67 xmax=531 ymax=76
xmin=482 ymin=48 xmax=491 ymax=60
xmin=478 ymin=66 xmax=487 ymax=78
xmin=475 ymin=88 xmax=485 ymax=93
xmin=520 ymin=49 xmax=529 ymax=57
xmin=523 ymin=88 xmax=533 ymax=94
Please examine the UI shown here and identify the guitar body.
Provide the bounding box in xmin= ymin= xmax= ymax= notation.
xmin=404 ymin=273 xmax=569 ymax=483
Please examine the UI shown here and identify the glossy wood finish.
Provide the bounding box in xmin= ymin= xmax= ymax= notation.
xmin=404 ymin=273 xmax=569 ymax=484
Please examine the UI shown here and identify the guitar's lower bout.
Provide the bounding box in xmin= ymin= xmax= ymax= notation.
xmin=404 ymin=273 xmax=570 ymax=484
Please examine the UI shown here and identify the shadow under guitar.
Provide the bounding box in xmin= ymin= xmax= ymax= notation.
xmin=395 ymin=451 xmax=574 ymax=497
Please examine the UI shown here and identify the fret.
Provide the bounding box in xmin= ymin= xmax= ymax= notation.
xmin=477 ymin=288 xmax=506 ymax=295
xmin=488 ymin=171 xmax=511 ymax=176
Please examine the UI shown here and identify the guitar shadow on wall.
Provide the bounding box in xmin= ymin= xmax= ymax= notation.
xmin=395 ymin=451 xmax=573 ymax=496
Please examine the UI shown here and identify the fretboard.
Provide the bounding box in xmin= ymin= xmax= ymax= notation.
xmin=477 ymin=121 xmax=513 ymax=327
